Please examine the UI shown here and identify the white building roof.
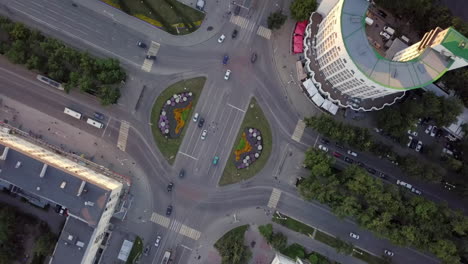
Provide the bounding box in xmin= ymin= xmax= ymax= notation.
xmin=312 ymin=93 xmax=325 ymax=106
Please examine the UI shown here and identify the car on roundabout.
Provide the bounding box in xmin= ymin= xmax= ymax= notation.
xmin=213 ymin=156 xmax=219 ymax=165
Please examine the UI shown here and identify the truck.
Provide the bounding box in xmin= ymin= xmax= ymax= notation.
xmin=161 ymin=250 xmax=171 ymax=264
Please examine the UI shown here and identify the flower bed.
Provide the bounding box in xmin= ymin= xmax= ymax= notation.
xmin=234 ymin=127 xmax=263 ymax=169
xmin=158 ymin=92 xmax=193 ymax=138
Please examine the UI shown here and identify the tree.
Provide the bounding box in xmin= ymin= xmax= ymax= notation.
xmin=258 ymin=224 xmax=273 ymax=241
xmin=214 ymin=225 xmax=252 ymax=264
xmin=271 ymin=232 xmax=287 ymax=250
xmin=290 ymin=0 xmax=317 ymax=21
xmin=33 ymin=232 xmax=56 ymax=256
xmin=98 ymin=86 xmax=121 ymax=105
xmin=5 ymin=40 xmax=27 ymax=64
xmin=267 ymin=11 xmax=287 ymax=30
xmin=25 ymin=55 xmax=43 ymax=70
xmin=281 ymin=243 xmax=305 ymax=259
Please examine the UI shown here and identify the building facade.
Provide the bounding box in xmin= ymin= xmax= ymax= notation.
xmin=305 ymin=0 xmax=468 ymax=110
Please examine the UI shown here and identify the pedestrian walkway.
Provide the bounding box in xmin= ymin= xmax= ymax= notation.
xmin=150 ymin=212 xmax=170 ymax=228
xmin=230 ymin=15 xmax=255 ymax=31
xmin=117 ymin=121 xmax=130 ymax=151
xmin=179 ymin=224 xmax=202 ymax=240
xmin=257 ymin=26 xmax=272 ymax=40
xmin=267 ymin=188 xmax=282 ymax=208
xmin=141 ymin=41 xmax=161 ymax=72
xmin=291 ymin=119 xmax=306 ymax=142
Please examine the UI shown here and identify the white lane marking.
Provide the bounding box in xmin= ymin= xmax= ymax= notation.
xmin=180 ymin=244 xmax=193 ymax=251
xmin=101 ymin=117 xmax=112 ymax=138
xmin=267 ymin=188 xmax=282 ymax=208
xmin=178 ymin=151 xmax=198 ymax=160
xmin=117 ymin=120 xmax=130 ymax=151
xmin=227 ymin=103 xmax=246 ymax=113
xmin=291 ymin=119 xmax=306 ymax=142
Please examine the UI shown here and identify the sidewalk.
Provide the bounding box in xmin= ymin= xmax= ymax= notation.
xmin=77 ymin=0 xmax=230 ymax=46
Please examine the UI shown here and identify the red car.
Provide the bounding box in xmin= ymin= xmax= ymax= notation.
xmin=333 ymin=152 xmax=342 ymax=158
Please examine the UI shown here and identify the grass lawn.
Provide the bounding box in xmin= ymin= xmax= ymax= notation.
xmin=101 ymin=0 xmax=204 ymax=35
xmin=352 ymin=248 xmax=386 ymax=264
xmin=272 ymin=215 xmax=315 ymax=236
xmin=219 ymin=97 xmax=272 ymax=186
xmin=314 ymin=230 xmax=338 ymax=248
xmin=150 ymin=77 xmax=206 ymax=164
xmin=126 ymin=236 xmax=143 ymax=264
xmin=214 ymin=225 xmax=249 ymax=247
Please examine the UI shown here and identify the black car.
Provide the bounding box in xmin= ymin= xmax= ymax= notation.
xmin=377 ymin=172 xmax=387 ymax=179
xmin=167 ymin=182 xmax=174 ymax=192
xmin=94 ymin=112 xmax=105 ymax=120
xmin=179 ymin=169 xmax=185 ymax=178
xmin=198 ymin=118 xmax=205 ymax=128
xmin=357 ymin=161 xmax=365 ymax=167
xmin=251 ymin=53 xmax=257 ymax=63
xmin=232 ymin=29 xmax=238 ymax=39
xmin=166 ymin=205 xmax=173 ymax=216
xmin=234 ymin=5 xmax=241 ymax=15
xmin=146 ymin=55 xmax=156 ymax=60
xmin=344 ymin=157 xmax=354 ymax=164
xmin=367 ymin=167 xmax=377 ymax=175
xmin=137 ymin=41 xmax=147 ymax=48
xmin=320 ymin=138 xmax=330 ymax=145
xmin=223 ymin=55 xmax=229 ymax=65
xmin=377 ymin=10 xmax=387 ymax=18
xmin=335 ymin=143 xmax=344 ymax=149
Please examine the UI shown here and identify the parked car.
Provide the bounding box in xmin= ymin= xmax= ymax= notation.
xmin=415 ymin=141 xmax=423 ymax=152
xmin=379 ymin=31 xmax=391 ymax=40
xmin=232 ymin=29 xmax=238 ymax=38
xmin=430 ymin=126 xmax=437 ymax=137
xmin=407 ymin=136 xmax=413 ymax=148
xmin=377 ymin=172 xmax=387 ymax=179
xmin=154 ymin=235 xmax=161 ymax=247
xmin=383 ymin=26 xmax=395 ymax=35
xmin=344 ymin=157 xmax=354 ymax=164
xmin=407 ymin=129 xmax=418 ymax=137
xmin=357 ymin=161 xmax=365 ymax=167
xmin=234 ymin=5 xmax=241 ymax=15
xmin=349 ymin=232 xmax=360 ymax=239
xmin=224 ymin=69 xmax=231 ymax=80
xmin=320 ymin=138 xmax=330 ymax=144
xmin=223 ymin=55 xmax=229 ymax=65
xmin=425 ymin=125 xmax=433 ymax=134
xmin=384 ymin=250 xmax=394 ymax=257
xmin=143 ymin=245 xmax=150 ymax=256
xmin=198 ymin=118 xmax=205 ymax=128
xmin=318 ymin=144 xmax=328 ymax=152
xmin=193 ymin=112 xmax=199 ymax=122
xmin=411 ymin=187 xmax=422 ymax=195
xmin=367 ymin=167 xmax=376 ymax=174
xmin=377 ymin=9 xmax=387 ymax=18
xmin=335 ymin=143 xmax=344 ymax=149
xmin=347 ymin=150 xmax=358 ymax=157
xmin=213 ymin=156 xmax=219 ymax=165
xmin=93 ymin=112 xmax=105 ymax=120
xmin=333 ymin=152 xmax=342 ymax=158
xmin=251 ymin=53 xmax=257 ymax=63
xmin=166 ymin=205 xmax=173 ymax=216
xmin=167 ymin=182 xmax=173 ymax=192
xmin=179 ymin=169 xmax=185 ymax=178
xmin=201 ymin=129 xmax=208 ymax=140
xmin=137 ymin=41 xmax=147 ymax=48
xmin=196 ymin=0 xmax=205 ymax=10
xmin=217 ymin=34 xmax=226 ymax=43
xmin=396 ymin=179 xmax=412 ymax=189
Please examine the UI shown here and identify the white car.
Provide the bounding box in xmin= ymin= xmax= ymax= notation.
xmin=154 ymin=235 xmax=161 ymax=247
xmin=407 ymin=129 xmax=418 ymax=137
xmin=318 ymin=145 xmax=328 ymax=152
xmin=347 ymin=150 xmax=357 ymax=157
xmin=217 ymin=34 xmax=226 ymax=43
xmin=425 ymin=125 xmax=433 ymax=134
xmin=201 ymin=129 xmax=208 ymax=140
xmin=192 ymin=112 xmax=199 ymax=122
xmin=415 ymin=141 xmax=423 ymax=152
xmin=430 ymin=126 xmax=437 ymax=137
xmin=349 ymin=232 xmax=360 ymax=240
xmin=384 ymin=249 xmax=394 ymax=257
xmin=396 ymin=180 xmax=412 ymax=189
xmin=379 ymin=31 xmax=391 ymax=40
xmin=224 ymin=69 xmax=231 ymax=80
xmin=407 ymin=136 xmax=413 ymax=147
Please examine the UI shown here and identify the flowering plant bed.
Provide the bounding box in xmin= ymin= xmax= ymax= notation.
xmin=234 ymin=128 xmax=263 ymax=169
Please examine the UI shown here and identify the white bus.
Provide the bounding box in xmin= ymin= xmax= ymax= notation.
xmin=64 ymin=107 xmax=82 ymax=119
xmin=86 ymin=118 xmax=104 ymax=129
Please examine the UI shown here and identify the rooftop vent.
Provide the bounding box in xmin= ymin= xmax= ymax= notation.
xmin=60 ymin=181 xmax=67 ymax=189
xmin=15 ymin=161 xmax=21 ymax=168
xmin=40 ymin=164 xmax=48 ymax=178
xmin=0 ymin=147 xmax=9 ymax=161
xmin=76 ymin=241 xmax=85 ymax=248
xmin=67 ymin=235 xmax=74 ymax=241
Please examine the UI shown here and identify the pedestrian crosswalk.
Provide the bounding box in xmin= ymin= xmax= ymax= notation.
xmin=117 ymin=121 xmax=130 ymax=151
xmin=151 ymin=214 xmax=202 ymax=241
xmin=291 ymin=119 xmax=306 ymax=142
xmin=150 ymin=212 xmax=170 ymax=228
xmin=267 ymin=188 xmax=282 ymax=208
xmin=257 ymin=26 xmax=272 ymax=40
xmin=141 ymin=41 xmax=161 ymax=72
xmin=230 ymin=15 xmax=255 ymax=31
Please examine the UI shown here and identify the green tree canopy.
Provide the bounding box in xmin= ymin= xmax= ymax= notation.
xmin=290 ymin=0 xmax=317 ymax=21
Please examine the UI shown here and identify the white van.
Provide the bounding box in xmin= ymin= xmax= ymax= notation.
xmin=401 ymin=35 xmax=410 ymax=43
xmin=383 ymin=26 xmax=395 ymax=36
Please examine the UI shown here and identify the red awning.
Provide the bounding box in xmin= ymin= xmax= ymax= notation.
xmin=294 ymin=20 xmax=308 ymax=36
xmin=293 ymin=35 xmax=303 ymax=53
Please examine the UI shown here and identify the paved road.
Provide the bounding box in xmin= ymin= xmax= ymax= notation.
xmin=0 ymin=0 xmax=450 ymax=263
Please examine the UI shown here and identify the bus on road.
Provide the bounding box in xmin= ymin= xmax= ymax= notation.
xmin=86 ymin=118 xmax=104 ymax=129
xmin=64 ymin=107 xmax=82 ymax=119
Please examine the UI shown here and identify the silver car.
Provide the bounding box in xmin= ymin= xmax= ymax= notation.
xmin=154 ymin=235 xmax=161 ymax=247
xmin=201 ymin=129 xmax=208 ymax=140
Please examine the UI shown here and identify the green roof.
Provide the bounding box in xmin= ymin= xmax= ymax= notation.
xmin=441 ymin=27 xmax=468 ymax=60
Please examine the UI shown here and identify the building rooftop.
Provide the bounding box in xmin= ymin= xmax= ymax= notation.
xmin=340 ymin=0 xmax=455 ymax=90
xmin=0 ymin=147 xmax=109 ymax=226
xmin=51 ymin=217 xmax=94 ymax=264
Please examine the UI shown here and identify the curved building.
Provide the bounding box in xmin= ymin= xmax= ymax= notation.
xmin=304 ymin=0 xmax=468 ymax=111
